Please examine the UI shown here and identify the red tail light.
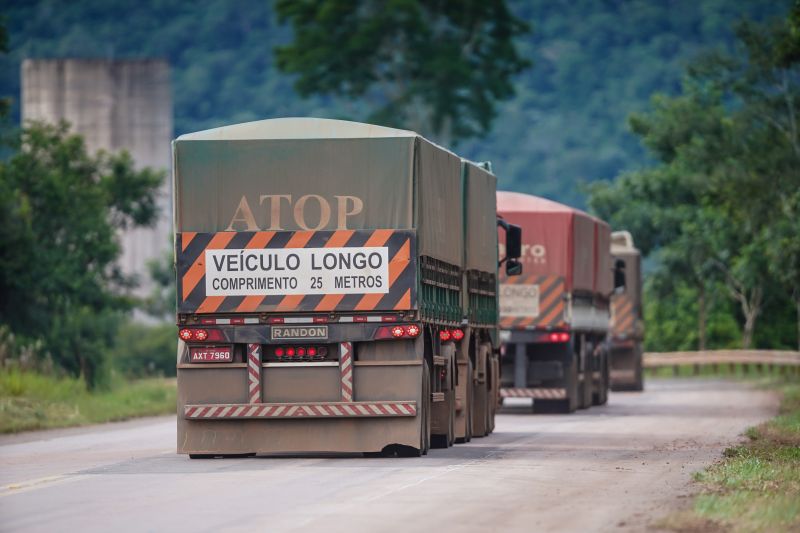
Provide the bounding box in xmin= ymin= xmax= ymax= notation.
xmin=286 ymin=347 xmax=296 ymax=357
xmin=376 ymin=324 xmax=422 ymax=340
xmin=297 ymin=347 xmax=306 ymax=357
xmin=178 ymin=328 xmax=216 ymax=342
xmin=274 ymin=347 xmax=285 ymax=357
xmin=547 ymin=332 xmax=570 ymax=343
xmin=451 ymin=328 xmax=464 ymax=341
xmin=439 ymin=330 xmax=452 ymax=342
xmin=308 ymin=347 xmax=318 ymax=356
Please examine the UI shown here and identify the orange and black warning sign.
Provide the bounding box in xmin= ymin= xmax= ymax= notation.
xmin=611 ymin=294 xmax=636 ymax=337
xmin=498 ymin=274 xmax=566 ymax=330
xmin=177 ymin=229 xmax=416 ymax=314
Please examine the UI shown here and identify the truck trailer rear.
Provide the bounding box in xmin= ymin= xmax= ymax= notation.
xmin=173 ymin=118 xmax=520 ymax=456
xmin=497 ymin=192 xmax=623 ymax=413
xmin=609 ymin=231 xmax=644 ymax=391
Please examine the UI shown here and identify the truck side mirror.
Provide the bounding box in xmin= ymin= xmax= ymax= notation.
xmin=506 ymin=258 xmax=523 ymax=277
xmin=614 ymin=259 xmax=626 ymax=291
xmin=497 ymin=219 xmax=522 ymax=276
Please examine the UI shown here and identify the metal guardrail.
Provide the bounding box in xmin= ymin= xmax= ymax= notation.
xmin=644 ymin=350 xmax=800 ymax=376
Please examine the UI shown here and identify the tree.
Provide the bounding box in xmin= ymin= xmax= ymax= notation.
xmin=0 ymin=17 xmax=9 ymax=120
xmin=273 ymin=0 xmax=530 ymax=145
xmin=590 ymin=6 xmax=800 ymax=350
xmin=0 ymin=121 xmax=163 ymax=386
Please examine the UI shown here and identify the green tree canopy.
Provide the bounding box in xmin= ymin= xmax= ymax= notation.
xmin=0 ymin=121 xmax=163 ymax=386
xmin=590 ymin=6 xmax=800 ymax=350
xmin=274 ymin=0 xmax=530 ymax=144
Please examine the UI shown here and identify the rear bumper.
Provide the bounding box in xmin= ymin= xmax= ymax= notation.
xmin=184 ymin=401 xmax=416 ymax=419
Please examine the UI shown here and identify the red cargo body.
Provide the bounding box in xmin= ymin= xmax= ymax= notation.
xmin=498 ymin=191 xmax=614 ymax=413
xmin=497 ymin=192 xmax=612 ymax=331
xmin=594 ymin=220 xmax=613 ymax=295
xmin=497 ymin=192 xmax=595 ymax=293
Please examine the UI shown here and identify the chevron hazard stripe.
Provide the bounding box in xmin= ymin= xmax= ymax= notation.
xmin=177 ymin=229 xmax=416 ymax=314
xmin=499 ymin=274 xmax=566 ymax=330
xmin=500 ymin=387 xmax=567 ymax=400
xmin=183 ymin=401 xmax=417 ymax=419
xmin=611 ymin=294 xmax=636 ymax=337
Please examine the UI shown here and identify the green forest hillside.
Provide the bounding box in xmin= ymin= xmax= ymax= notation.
xmin=0 ymin=0 xmax=788 ymax=206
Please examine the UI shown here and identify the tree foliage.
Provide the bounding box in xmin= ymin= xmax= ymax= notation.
xmin=589 ymin=6 xmax=800 ymax=350
xmin=273 ymin=0 xmax=530 ymax=144
xmin=0 ymin=122 xmax=163 ymax=386
xmin=0 ymin=1 xmax=787 ymax=207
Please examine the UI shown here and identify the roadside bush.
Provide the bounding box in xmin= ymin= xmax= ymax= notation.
xmin=111 ymin=323 xmax=177 ymax=378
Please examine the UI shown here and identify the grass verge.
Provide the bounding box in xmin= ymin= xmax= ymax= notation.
xmin=0 ymin=368 xmax=176 ymax=433
xmin=659 ymin=380 xmax=800 ymax=532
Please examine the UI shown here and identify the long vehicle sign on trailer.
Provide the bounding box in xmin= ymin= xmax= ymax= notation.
xmin=206 ymin=247 xmax=389 ymax=297
xmin=176 ymin=230 xmax=417 ymax=314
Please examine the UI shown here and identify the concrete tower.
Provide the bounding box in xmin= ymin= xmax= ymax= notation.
xmin=21 ymin=58 xmax=173 ymax=298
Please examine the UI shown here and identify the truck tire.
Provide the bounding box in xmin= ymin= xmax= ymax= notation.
xmin=456 ymin=359 xmax=474 ymax=443
xmin=578 ymin=343 xmax=593 ymax=410
xmin=471 ymin=344 xmax=490 ymax=437
xmin=431 ymin=350 xmax=455 ymax=448
xmin=466 ymin=359 xmax=473 ymax=442
xmin=633 ymin=344 xmax=644 ymax=391
xmin=488 ymin=352 xmax=499 ymax=433
xmin=593 ymin=350 xmax=609 ymax=406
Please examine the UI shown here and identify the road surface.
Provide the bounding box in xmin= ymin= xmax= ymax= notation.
xmin=0 ymin=379 xmax=777 ymax=533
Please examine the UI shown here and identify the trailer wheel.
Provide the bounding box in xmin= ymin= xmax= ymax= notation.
xmin=593 ymin=349 xmax=609 ymax=406
xmin=633 ymin=343 xmax=644 ymax=391
xmin=471 ymin=343 xmax=490 ymax=437
xmin=465 ymin=358 xmax=473 ymax=442
xmin=490 ymin=353 xmax=500 ymax=433
xmin=566 ymin=357 xmax=579 ymax=413
xmin=431 ymin=388 xmax=455 ymax=448
xmin=578 ymin=341 xmax=593 ymax=410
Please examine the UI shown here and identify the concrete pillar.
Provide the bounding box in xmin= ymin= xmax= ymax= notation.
xmin=21 ymin=59 xmax=173 ymax=298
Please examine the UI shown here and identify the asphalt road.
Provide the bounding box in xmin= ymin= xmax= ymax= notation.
xmin=0 ymin=379 xmax=778 ymax=533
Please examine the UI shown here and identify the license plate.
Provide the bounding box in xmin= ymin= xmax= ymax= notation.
xmin=190 ymin=346 xmax=233 ymax=363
